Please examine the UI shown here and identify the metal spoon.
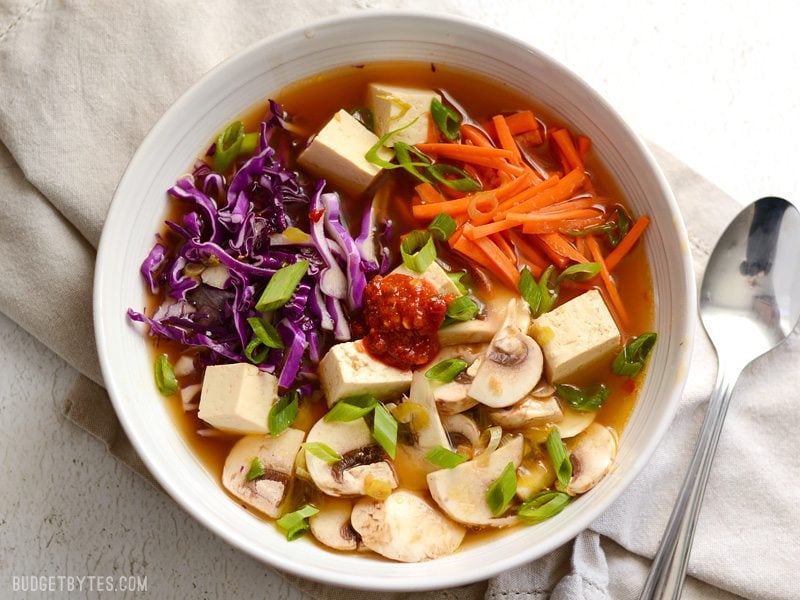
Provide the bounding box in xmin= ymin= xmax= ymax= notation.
xmin=640 ymin=197 xmax=800 ymax=599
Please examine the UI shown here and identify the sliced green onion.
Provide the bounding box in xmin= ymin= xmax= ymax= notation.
xmin=538 ymin=265 xmax=558 ymax=315
xmin=246 ymin=457 xmax=266 ymax=482
xmin=214 ymin=121 xmax=245 ymax=173
xmin=394 ymin=142 xmax=435 ymax=185
xmin=486 ymin=462 xmax=517 ymax=516
xmin=446 ymin=295 xmax=480 ymax=321
xmin=154 ymin=354 xmax=178 ymax=396
xmin=519 ymin=266 xmax=542 ymax=315
xmin=427 ymin=163 xmax=481 ymax=192
xmin=268 ymin=390 xmax=299 ymax=436
xmin=425 ymin=445 xmax=468 ymax=469
xmin=425 ymin=358 xmax=468 ymax=383
xmin=447 ymin=271 xmax=470 ymax=296
xmin=476 ymin=425 xmax=503 ymax=456
xmin=428 ymin=213 xmax=457 ymax=241
xmin=430 ymin=98 xmax=462 ymax=140
xmin=518 ymin=490 xmax=571 ymax=523
xmin=240 ymin=132 xmax=260 ymax=155
xmin=372 ymin=403 xmax=398 ymax=459
xmin=546 ymin=428 xmax=572 ymax=488
xmin=612 ymin=333 xmax=657 ymax=377
xmin=555 ymin=383 xmax=610 ymax=412
xmin=365 ymin=117 xmax=420 ymax=169
xmin=612 ymin=207 xmax=632 ymax=247
xmin=302 ymin=442 xmax=342 ymax=464
xmin=244 ymin=338 xmax=270 ymax=364
xmin=400 ymin=230 xmax=437 ymax=273
xmin=349 ymin=107 xmax=375 ymax=132
xmin=562 ymin=207 xmax=631 ymax=248
xmin=255 ymin=260 xmax=309 ymax=312
xmin=557 ymin=262 xmax=601 ymax=283
xmin=276 ymin=504 xmax=319 ymax=541
xmin=247 ymin=317 xmax=284 ymax=349
xmin=324 ymin=394 xmax=378 ymax=422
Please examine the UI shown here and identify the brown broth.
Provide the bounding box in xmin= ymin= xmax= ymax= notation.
xmin=146 ymin=61 xmax=653 ymax=548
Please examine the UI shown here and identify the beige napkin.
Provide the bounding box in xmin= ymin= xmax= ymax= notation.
xmin=1 ymin=2 xmax=797 ymax=599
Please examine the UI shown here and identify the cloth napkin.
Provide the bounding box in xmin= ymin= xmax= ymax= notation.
xmin=1 ymin=2 xmax=797 ymax=599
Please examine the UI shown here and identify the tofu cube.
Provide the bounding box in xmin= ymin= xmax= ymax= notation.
xmin=197 ymin=363 xmax=278 ymax=434
xmin=391 ymin=261 xmax=461 ymax=298
xmin=531 ymin=289 xmax=620 ymax=382
xmin=298 ymin=109 xmax=393 ymax=195
xmin=368 ymin=83 xmax=441 ymax=146
xmin=319 ymin=341 xmax=413 ymax=407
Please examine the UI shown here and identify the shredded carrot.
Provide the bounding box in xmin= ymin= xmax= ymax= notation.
xmin=491 ymin=232 xmax=516 ymax=264
xmin=466 ymin=218 xmax=519 ymax=239
xmin=415 ymin=143 xmax=514 ymax=161
xmin=415 ymin=182 xmax=446 ymax=205
xmin=411 ymin=197 xmax=472 ymax=220
xmin=506 ymin=169 xmax=586 ymax=214
xmin=586 ymin=235 xmax=629 ymax=328
xmin=574 ymin=235 xmax=587 ymax=257
xmin=505 ymin=110 xmax=538 ymax=135
xmin=491 ymin=115 xmax=522 ymax=165
xmin=540 ymin=232 xmax=589 ymax=264
xmin=577 ymin=135 xmax=591 ymax=158
xmin=470 ymin=232 xmax=521 ymax=288
xmin=515 ymin=128 xmax=544 ymax=147
xmin=521 ymin=216 xmax=604 ymax=235
xmin=460 ymin=124 xmax=494 ymax=148
xmin=605 ymin=215 xmax=651 ymax=271
xmin=467 ymin=193 xmax=499 ymax=224
xmin=538 ymin=196 xmax=611 ymax=213
xmin=551 ymin=128 xmax=583 ymax=172
xmin=508 ymin=230 xmax=549 ymax=270
xmin=495 ymin=175 xmax=561 ymax=213
xmin=452 ymin=234 xmax=495 ymax=273
xmin=506 ymin=209 xmax=602 ymax=224
xmin=530 ymin=235 xmax=569 ymax=269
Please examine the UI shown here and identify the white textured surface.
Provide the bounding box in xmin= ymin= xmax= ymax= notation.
xmin=1 ymin=1 xmax=797 ymax=598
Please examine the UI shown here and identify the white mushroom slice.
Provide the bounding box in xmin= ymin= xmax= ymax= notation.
xmin=442 ymin=414 xmax=481 ymax=448
xmin=351 ymin=490 xmax=466 ymax=562
xmin=488 ymin=395 xmax=563 ymax=429
xmin=309 ymin=498 xmax=360 ymax=551
xmin=553 ymin=404 xmax=596 ymax=439
xmin=305 ymin=418 xmax=398 ymax=497
xmin=427 ymin=436 xmax=524 ymax=527
xmin=530 ymin=380 xmax=556 ymax=398
xmin=500 ymin=297 xmax=532 ymax=332
xmin=468 ymin=327 xmax=543 ymax=408
xmin=566 ymin=423 xmax=618 ymax=495
xmin=222 ymin=429 xmax=305 ymax=518
xmin=407 ymin=372 xmax=451 ymax=452
xmin=516 ymin=452 xmax=556 ymax=500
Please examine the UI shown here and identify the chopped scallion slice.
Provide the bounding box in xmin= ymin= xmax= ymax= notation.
xmin=394 ymin=142 xmax=434 ymax=185
xmin=486 ymin=462 xmax=517 ymax=516
xmin=425 ymin=358 xmax=468 ymax=383
xmin=546 ymin=428 xmax=572 ymax=488
xmin=427 ymin=163 xmax=481 ymax=192
xmin=400 ymin=230 xmax=437 ymax=273
xmin=276 ymin=504 xmax=319 ymax=541
xmin=428 ymin=213 xmax=457 ymax=241
xmin=246 ymin=457 xmax=266 ymax=481
xmin=517 ymin=490 xmax=571 ymax=523
xmin=447 ymin=271 xmax=470 ymax=296
xmin=430 ymin=98 xmax=462 ymax=140
xmin=247 ymin=317 xmax=284 ymax=349
xmin=324 ymin=394 xmax=378 ymax=422
xmin=612 ymin=333 xmax=657 ymax=377
xmin=425 ymin=445 xmax=468 ymax=469
xmin=519 ymin=266 xmax=542 ymax=315
xmin=538 ymin=265 xmax=558 ymax=315
xmin=555 ymin=383 xmax=610 ymax=412
xmin=556 ymin=262 xmax=601 ymax=283
xmin=302 ymin=442 xmax=342 ymax=464
xmin=365 ymin=117 xmax=420 ymax=169
xmin=213 ymin=120 xmax=245 ymax=173
xmin=372 ymin=403 xmax=398 ymax=459
xmin=349 ymin=107 xmax=375 ymax=132
xmin=154 ymin=354 xmax=178 ymax=396
xmin=255 ymin=260 xmax=309 ymax=312
xmin=240 ymin=132 xmax=260 ymax=155
xmin=268 ymin=390 xmax=299 ymax=436
xmin=244 ymin=338 xmax=270 ymax=364
xmin=446 ymin=295 xmax=479 ymax=321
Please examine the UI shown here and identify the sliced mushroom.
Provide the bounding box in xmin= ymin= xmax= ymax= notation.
xmin=222 ymin=429 xmax=305 ymax=518
xmin=488 ymin=395 xmax=563 ymax=429
xmin=428 ymin=344 xmax=485 ymax=415
xmin=501 ymin=296 xmax=532 ymax=332
xmin=407 ymin=372 xmax=451 ymax=451
xmin=309 ymin=498 xmax=360 ymax=551
xmin=468 ymin=327 xmax=543 ymax=408
xmin=305 ymin=418 xmax=398 ymax=497
xmin=553 ymin=404 xmax=596 ymax=439
xmin=427 ymin=435 xmax=524 ymax=527
xmin=516 ymin=451 xmax=556 ymax=500
xmin=566 ymin=423 xmax=618 ymax=495
xmin=351 ymin=490 xmax=466 ymax=562
xmin=442 ymin=413 xmax=481 ymax=449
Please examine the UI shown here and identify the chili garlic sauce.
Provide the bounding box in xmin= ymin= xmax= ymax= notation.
xmin=149 ymin=62 xmax=653 ymax=558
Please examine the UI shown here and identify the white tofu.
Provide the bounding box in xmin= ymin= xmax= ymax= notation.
xmin=197 ymin=363 xmax=278 ymax=434
xmin=297 ymin=109 xmax=393 ymax=195
xmin=368 ymin=83 xmax=441 ymax=146
xmin=391 ymin=261 xmax=461 ymax=298
xmin=531 ymin=289 xmax=620 ymax=383
xmin=437 ymin=288 xmax=514 ymax=346
xmin=201 ymin=264 xmax=229 ymax=289
xmin=319 ymin=341 xmax=413 ymax=407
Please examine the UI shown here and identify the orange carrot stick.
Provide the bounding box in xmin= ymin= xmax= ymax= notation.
xmin=411 ymin=197 xmax=472 ymax=220
xmin=415 ymin=143 xmax=514 ymax=161
xmin=452 ymin=234 xmax=495 ymax=272
xmin=605 ymin=215 xmax=651 ymax=271
xmin=586 ymin=235 xmax=629 ymax=328
xmin=415 ymin=182 xmax=446 ymax=205
xmin=506 ymin=169 xmax=587 ymax=214
xmin=505 ymin=110 xmax=538 ymax=135
xmin=471 ymin=233 xmax=521 ymax=288
xmin=467 ymin=193 xmax=499 ymax=224
xmin=577 ymin=135 xmax=591 ymax=158
xmin=506 ymin=208 xmax=602 ymax=224
xmin=491 ymin=232 xmax=516 ymax=264
xmin=495 ymin=175 xmax=561 ymax=213
xmin=492 ymin=115 xmax=522 ymax=165
xmin=508 ymin=230 xmax=550 ymax=270
xmin=465 ymin=219 xmax=519 ymax=239
xmin=521 ymin=216 xmax=604 ymax=235
xmin=460 ymin=124 xmax=495 ymax=148
xmin=530 ymin=235 xmax=569 ymax=269
xmin=540 ymin=232 xmax=589 ymax=264
xmin=538 ymin=196 xmax=611 ymax=213
xmin=551 ymin=128 xmax=583 ymax=172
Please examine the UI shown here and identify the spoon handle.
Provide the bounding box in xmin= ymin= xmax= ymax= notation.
xmin=639 ymin=360 xmax=742 ymax=600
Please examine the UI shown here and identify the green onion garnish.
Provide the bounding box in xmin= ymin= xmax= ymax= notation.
xmin=324 ymin=394 xmax=378 ymax=422
xmin=255 ymin=260 xmax=309 ymax=312
xmin=518 ymin=266 xmax=542 ymax=315
xmin=365 ymin=118 xmax=420 ymax=169
xmin=214 ymin=121 xmax=245 ymax=173
xmin=394 ymin=142 xmax=435 ymax=185
xmin=556 ymin=262 xmax=601 ymax=283
xmin=154 ymin=354 xmax=178 ymax=397
xmin=562 ymin=207 xmax=631 ymax=248
xmin=447 ymin=271 xmax=470 ymax=296
xmin=428 ymin=213 xmax=457 ymax=241
xmin=517 ymin=490 xmax=571 ymax=523
xmin=555 ymin=383 xmax=610 ymax=412
xmin=430 ymin=98 xmax=461 ymax=140
xmin=349 ymin=107 xmax=375 ymax=132
xmin=247 ymin=317 xmax=284 ymax=349
xmin=425 ymin=445 xmax=468 ymax=469
xmin=372 ymin=403 xmax=398 ymax=460
xmin=244 ymin=338 xmax=269 ymax=364
xmin=538 ymin=265 xmax=558 ymax=315
xmin=246 ymin=457 xmax=266 ymax=481
xmin=268 ymin=390 xmax=299 ymax=436
xmin=400 ymin=230 xmax=437 ymax=273
xmin=546 ymin=428 xmax=572 ymax=488
xmin=519 ymin=265 xmax=559 ymax=318
xmin=446 ymin=295 xmax=480 ymax=321
xmin=276 ymin=504 xmax=319 ymax=541
xmin=427 ymin=163 xmax=481 ymax=192
xmin=302 ymin=442 xmax=342 ymax=464
xmin=486 ymin=462 xmax=517 ymax=516
xmin=425 ymin=358 xmax=468 ymax=383
xmin=240 ymin=132 xmax=260 ymax=155
xmin=612 ymin=333 xmax=657 ymax=377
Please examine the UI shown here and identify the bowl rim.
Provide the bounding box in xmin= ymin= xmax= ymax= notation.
xmin=94 ymin=9 xmax=696 ymax=591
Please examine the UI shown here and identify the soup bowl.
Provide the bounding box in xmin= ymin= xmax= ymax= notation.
xmin=94 ymin=11 xmax=695 ymax=592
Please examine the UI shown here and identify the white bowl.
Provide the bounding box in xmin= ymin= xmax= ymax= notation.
xmin=94 ymin=11 xmax=695 ymax=592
